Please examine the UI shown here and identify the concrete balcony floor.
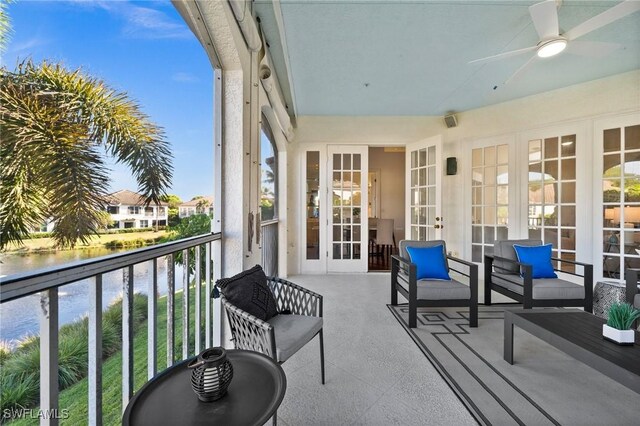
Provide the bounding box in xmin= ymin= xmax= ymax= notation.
xmin=275 ymin=273 xmax=477 ymax=426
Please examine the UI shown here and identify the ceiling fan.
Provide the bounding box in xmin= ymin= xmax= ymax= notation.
xmin=469 ymin=0 xmax=640 ymax=85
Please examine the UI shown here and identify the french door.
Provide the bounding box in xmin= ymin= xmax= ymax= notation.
xmin=596 ymin=114 xmax=640 ymax=280
xmin=327 ymin=146 xmax=368 ymax=272
xmin=469 ymin=136 xmax=517 ymax=262
xmin=405 ymin=136 xmax=442 ymax=241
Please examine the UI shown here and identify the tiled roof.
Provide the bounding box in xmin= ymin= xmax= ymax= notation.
xmin=179 ymin=196 xmax=214 ymax=208
xmin=106 ymin=190 xmax=169 ymax=206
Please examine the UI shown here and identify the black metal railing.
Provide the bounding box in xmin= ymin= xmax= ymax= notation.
xmin=0 ymin=232 xmax=221 ymax=425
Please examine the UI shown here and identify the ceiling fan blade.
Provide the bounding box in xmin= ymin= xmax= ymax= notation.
xmin=468 ymin=45 xmax=537 ymax=64
xmin=529 ymin=0 xmax=560 ymax=40
xmin=566 ymin=40 xmax=622 ymax=58
xmin=504 ymin=55 xmax=537 ymax=86
xmin=564 ymin=0 xmax=640 ymax=41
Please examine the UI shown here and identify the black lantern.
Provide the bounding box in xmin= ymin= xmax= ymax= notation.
xmin=187 ymin=347 xmax=234 ymax=402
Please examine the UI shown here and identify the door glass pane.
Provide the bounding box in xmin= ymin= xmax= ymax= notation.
xmin=561 ymin=135 xmax=576 ymax=157
xmin=428 ymin=146 xmax=436 ymax=165
xmin=497 ymin=145 xmax=508 ymax=164
xmin=625 ymin=125 xmax=640 ymax=150
xmin=353 ymin=154 xmax=361 ymax=169
xmin=604 ymin=128 xmax=621 ymax=152
xmin=306 ymin=152 xmax=320 ymax=259
xmin=544 ymin=137 xmax=558 ymax=159
xmin=472 ymin=148 xmax=482 ymax=167
xmin=343 ymin=154 xmax=351 ymax=170
xmin=333 ymin=154 xmax=341 ymax=169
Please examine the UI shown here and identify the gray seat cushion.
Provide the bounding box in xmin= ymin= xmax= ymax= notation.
xmin=493 ymin=239 xmax=542 ymax=274
xmin=268 ymin=314 xmax=323 ymax=362
xmin=635 ymin=293 xmax=640 ymax=309
xmin=397 ymin=277 xmax=470 ymax=300
xmin=492 ymin=272 xmax=584 ymax=300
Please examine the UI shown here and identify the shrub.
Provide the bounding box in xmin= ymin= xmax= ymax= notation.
xmin=607 ymin=302 xmax=640 ymax=330
xmin=0 ymin=294 xmax=148 ymax=416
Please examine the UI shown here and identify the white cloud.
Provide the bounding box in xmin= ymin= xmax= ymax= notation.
xmin=112 ymin=2 xmax=192 ymax=40
xmin=7 ymin=37 xmax=50 ymax=54
xmin=172 ymin=72 xmax=198 ymax=83
xmin=68 ymin=0 xmax=191 ymax=40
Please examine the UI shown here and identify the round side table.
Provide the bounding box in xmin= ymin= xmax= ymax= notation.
xmin=123 ymin=349 xmax=286 ymax=426
xmin=593 ymin=280 xmax=627 ymax=320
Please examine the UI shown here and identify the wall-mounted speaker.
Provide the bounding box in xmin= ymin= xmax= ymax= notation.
xmin=444 ymin=114 xmax=458 ymax=128
xmin=446 ymin=157 xmax=457 ymax=175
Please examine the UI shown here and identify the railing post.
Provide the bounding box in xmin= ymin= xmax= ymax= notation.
xmin=167 ymin=254 xmax=175 ymax=366
xmin=148 ymin=259 xmax=157 ymax=379
xmin=205 ymin=242 xmax=212 ymax=348
xmin=182 ymin=249 xmax=190 ymax=359
xmin=88 ymin=275 xmax=103 ymax=426
xmin=39 ymin=288 xmax=59 ymax=426
xmin=122 ymin=266 xmax=134 ymax=411
xmin=195 ymin=245 xmax=202 ymax=353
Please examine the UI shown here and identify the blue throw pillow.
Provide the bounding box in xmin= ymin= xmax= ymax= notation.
xmin=406 ymin=245 xmax=451 ymax=281
xmin=513 ymin=244 xmax=558 ymax=279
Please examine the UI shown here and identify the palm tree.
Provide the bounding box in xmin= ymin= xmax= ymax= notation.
xmin=0 ymin=60 xmax=173 ymax=248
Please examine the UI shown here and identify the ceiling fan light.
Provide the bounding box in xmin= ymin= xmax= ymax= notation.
xmin=537 ymin=39 xmax=567 ymax=58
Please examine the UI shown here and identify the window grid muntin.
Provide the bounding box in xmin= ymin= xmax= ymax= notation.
xmin=332 ymin=153 xmax=362 ymax=260
xmin=471 ymin=144 xmax=508 ymax=263
xmin=410 ymin=147 xmax=436 ymax=241
xmin=602 ymin=125 xmax=640 ymax=279
xmin=528 ymin=135 xmax=577 ymax=272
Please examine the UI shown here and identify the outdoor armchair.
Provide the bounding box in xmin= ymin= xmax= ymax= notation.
xmin=391 ymin=240 xmax=478 ymax=329
xmin=484 ymin=239 xmax=593 ymax=311
xmin=220 ymin=276 xmax=325 ymax=384
xmin=624 ymin=269 xmax=640 ymax=310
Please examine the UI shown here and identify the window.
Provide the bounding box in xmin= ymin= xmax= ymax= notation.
xmin=140 ymin=220 xmax=148 ymax=228
xmin=528 ymin=135 xmax=577 ymax=272
xmin=145 ymin=207 xmax=154 ymax=216
xmin=306 ymin=151 xmax=320 ymax=259
xmin=157 ymin=207 xmax=166 ymax=216
xmin=260 ymin=118 xmax=277 ymax=221
xmin=107 ymin=205 xmax=119 ymax=214
xmin=127 ymin=206 xmax=141 ymax=215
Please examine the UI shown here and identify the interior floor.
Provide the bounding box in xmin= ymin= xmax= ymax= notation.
xmin=368 ymin=245 xmax=398 ymax=271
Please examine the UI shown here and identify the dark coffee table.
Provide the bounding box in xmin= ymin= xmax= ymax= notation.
xmin=123 ymin=349 xmax=287 ymax=426
xmin=504 ymin=308 xmax=640 ymax=394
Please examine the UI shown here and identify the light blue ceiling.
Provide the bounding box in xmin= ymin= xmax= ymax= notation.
xmin=254 ymin=1 xmax=640 ymax=116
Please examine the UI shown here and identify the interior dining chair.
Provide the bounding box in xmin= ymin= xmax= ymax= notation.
xmin=373 ymin=218 xmax=394 ymax=258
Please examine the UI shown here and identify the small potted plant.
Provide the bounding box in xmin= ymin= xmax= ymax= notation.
xmin=603 ymin=302 xmax=640 ymax=345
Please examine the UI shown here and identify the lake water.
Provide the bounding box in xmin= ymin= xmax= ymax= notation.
xmin=0 ymin=249 xmax=184 ymax=347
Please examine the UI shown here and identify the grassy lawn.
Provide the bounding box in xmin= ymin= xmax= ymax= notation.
xmin=9 ymin=284 xmax=207 ymax=426
xmin=6 ymin=230 xmax=170 ymax=253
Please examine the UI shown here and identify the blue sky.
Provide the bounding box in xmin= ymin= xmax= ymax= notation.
xmin=3 ymin=0 xmax=214 ymax=202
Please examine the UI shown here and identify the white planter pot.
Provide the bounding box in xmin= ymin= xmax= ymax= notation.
xmin=602 ymin=324 xmax=635 ymax=345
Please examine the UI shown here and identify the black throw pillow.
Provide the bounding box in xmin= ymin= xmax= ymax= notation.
xmin=216 ymin=265 xmax=278 ymax=321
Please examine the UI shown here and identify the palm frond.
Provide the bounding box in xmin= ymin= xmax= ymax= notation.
xmin=0 ymin=60 xmax=173 ymax=248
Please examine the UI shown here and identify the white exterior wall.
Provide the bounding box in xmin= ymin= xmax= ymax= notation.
xmin=289 ymin=70 xmax=640 ymax=275
xmin=109 ymin=205 xmax=168 ymax=228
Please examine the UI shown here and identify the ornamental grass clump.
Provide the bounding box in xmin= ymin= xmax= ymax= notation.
xmin=606 ymin=302 xmax=640 ymax=330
